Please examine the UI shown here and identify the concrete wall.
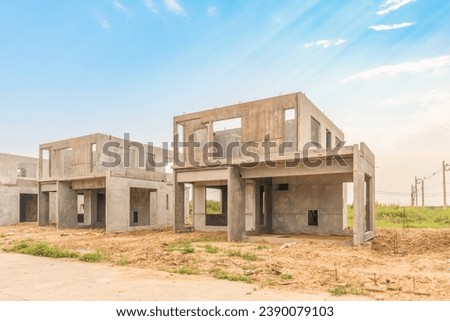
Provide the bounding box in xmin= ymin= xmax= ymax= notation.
xmin=174 ymin=92 xmax=345 ymax=167
xmin=56 ymin=181 xmax=78 ymax=228
xmin=0 ymin=153 xmax=39 ymax=226
xmin=106 ymin=175 xmax=173 ymax=232
xmin=297 ymin=94 xmax=344 ymax=149
xmin=271 ymin=175 xmax=347 ymax=236
xmin=39 ymin=133 xmax=173 ymax=180
xmin=129 ymin=188 xmax=152 ymax=227
xmin=0 ymin=186 xmax=21 ymax=225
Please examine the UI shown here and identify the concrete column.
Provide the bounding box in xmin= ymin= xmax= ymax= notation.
xmin=83 ymin=192 xmax=92 ymax=226
xmin=49 ymin=192 xmax=57 ymax=224
xmin=265 ymin=180 xmax=273 ymax=233
xmin=184 ymin=185 xmax=190 ymax=224
xmin=342 ymin=183 xmax=348 ymax=229
xmin=106 ymin=186 xmax=129 ymax=232
xmin=173 ymin=173 xmax=185 ymax=232
xmin=90 ymin=191 xmax=99 ymax=227
xmin=227 ymin=166 xmax=245 ymax=241
xmin=244 ymin=181 xmax=256 ymax=232
xmin=38 ymin=189 xmax=49 ymax=226
xmin=367 ymin=176 xmax=375 ymax=235
xmin=56 ymin=181 xmax=77 ymax=228
xmin=352 ymin=145 xmax=364 ymax=245
xmin=193 ymin=185 xmax=206 ymax=230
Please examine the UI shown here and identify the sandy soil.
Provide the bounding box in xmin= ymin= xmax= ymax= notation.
xmin=0 ymin=224 xmax=449 ymax=301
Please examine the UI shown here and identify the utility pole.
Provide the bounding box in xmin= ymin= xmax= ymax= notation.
xmin=411 ymin=185 xmax=415 ymax=207
xmin=421 ymin=178 xmax=425 ymax=207
xmin=444 ymin=161 xmax=449 ymax=208
xmin=414 ymin=176 xmax=419 ymax=207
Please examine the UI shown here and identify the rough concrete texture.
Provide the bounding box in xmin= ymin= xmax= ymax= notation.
xmin=173 ymin=92 xmax=375 ymax=245
xmin=38 ymin=134 xmax=174 ymax=232
xmin=0 ymin=153 xmax=39 ymax=225
xmin=271 ymin=176 xmax=348 ymax=236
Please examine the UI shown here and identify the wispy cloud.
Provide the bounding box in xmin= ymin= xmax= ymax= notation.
xmin=164 ymin=0 xmax=186 ymax=15
xmin=304 ymin=39 xmax=347 ymax=49
xmin=342 ymin=55 xmax=450 ymax=83
xmin=113 ymin=0 xmax=128 ymax=12
xmin=99 ymin=18 xmax=109 ymax=29
xmin=369 ymin=22 xmax=415 ymax=31
xmin=144 ymin=0 xmax=158 ymax=13
xmin=207 ymin=5 xmax=217 ymax=17
xmin=334 ymin=39 xmax=347 ymax=46
xmin=377 ymin=0 xmax=416 ymax=15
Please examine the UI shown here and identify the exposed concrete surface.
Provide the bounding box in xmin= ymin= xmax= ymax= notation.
xmin=0 ymin=253 xmax=367 ymax=301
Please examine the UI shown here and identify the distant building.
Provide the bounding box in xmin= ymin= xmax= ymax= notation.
xmin=38 ymin=133 xmax=174 ymax=232
xmin=173 ymin=92 xmax=375 ymax=245
xmin=0 ymin=153 xmax=39 ymax=225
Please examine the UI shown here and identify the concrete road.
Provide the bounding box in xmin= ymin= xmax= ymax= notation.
xmin=0 ymin=253 xmax=365 ymax=301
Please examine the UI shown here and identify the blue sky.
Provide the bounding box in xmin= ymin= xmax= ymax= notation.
xmin=1 ymin=0 xmax=449 ymax=205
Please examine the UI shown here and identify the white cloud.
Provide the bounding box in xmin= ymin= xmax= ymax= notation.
xmin=342 ymin=55 xmax=450 ymax=83
xmin=304 ymin=39 xmax=346 ymax=49
xmin=369 ymin=22 xmax=415 ymax=31
xmin=207 ymin=5 xmax=217 ymax=17
xmin=377 ymin=0 xmax=416 ymax=15
xmin=334 ymin=39 xmax=347 ymax=46
xmin=144 ymin=0 xmax=158 ymax=13
xmin=99 ymin=18 xmax=109 ymax=29
xmin=113 ymin=0 xmax=127 ymax=12
xmin=164 ymin=0 xmax=186 ymax=15
xmin=316 ymin=40 xmax=330 ymax=48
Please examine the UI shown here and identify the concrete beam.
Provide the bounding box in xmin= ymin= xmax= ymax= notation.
xmin=177 ymin=168 xmax=228 ymax=183
xmin=241 ymin=158 xmax=353 ymax=179
xmin=71 ymin=178 xmax=106 ymax=190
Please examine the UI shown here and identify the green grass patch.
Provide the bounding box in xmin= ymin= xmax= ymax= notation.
xmin=116 ymin=256 xmax=129 ymax=266
xmin=227 ymin=249 xmax=259 ymax=261
xmin=241 ymin=252 xmax=259 ymax=261
xmin=204 ymin=244 xmax=220 ymax=254
xmin=227 ymin=249 xmax=242 ymax=257
xmin=329 ymin=286 xmax=365 ymax=296
xmin=213 ymin=270 xmax=252 ymax=283
xmin=329 ymin=286 xmax=347 ymax=296
xmin=79 ymin=250 xmax=104 ymax=262
xmin=281 ymin=274 xmax=294 ymax=280
xmin=347 ymin=204 xmax=450 ymax=228
xmin=9 ymin=241 xmax=78 ymax=259
xmin=255 ymin=245 xmax=268 ymax=250
xmin=175 ymin=266 xmax=198 ymax=275
xmin=165 ymin=241 xmax=195 ymax=254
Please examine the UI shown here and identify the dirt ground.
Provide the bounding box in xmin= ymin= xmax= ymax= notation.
xmin=0 ymin=224 xmax=449 ymax=301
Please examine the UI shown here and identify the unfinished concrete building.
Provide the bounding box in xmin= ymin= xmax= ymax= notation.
xmin=38 ymin=133 xmax=174 ymax=232
xmin=173 ymin=92 xmax=375 ymax=245
xmin=0 ymin=153 xmax=39 ymax=225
